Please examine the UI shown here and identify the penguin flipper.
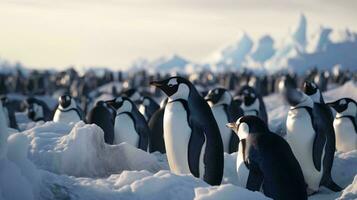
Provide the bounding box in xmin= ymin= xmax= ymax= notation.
xmin=322 ymin=177 xmax=343 ymax=192
xmin=229 ymin=131 xmax=239 ymax=153
xmin=312 ymin=129 xmax=326 ymax=171
xmin=188 ymin=123 xmax=205 ymax=178
xmin=246 ymin=162 xmax=263 ymax=191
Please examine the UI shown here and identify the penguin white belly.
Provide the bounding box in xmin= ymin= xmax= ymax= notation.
xmin=286 ymin=109 xmax=323 ymax=191
xmin=334 ymin=118 xmax=357 ymax=152
xmin=199 ymin=136 xmax=206 ymax=179
xmin=114 ymin=114 xmax=139 ymax=147
xmin=164 ymin=101 xmax=192 ymax=175
xmin=236 ymin=142 xmax=250 ymax=188
xmin=53 ymin=110 xmax=81 ymax=124
xmin=211 ymin=106 xmax=230 ymax=152
xmin=242 ymin=101 xmax=259 ymax=117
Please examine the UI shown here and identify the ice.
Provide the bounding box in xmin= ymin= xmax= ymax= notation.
xmin=22 ymin=121 xmax=162 ymax=177
xmin=292 ymin=14 xmax=307 ymax=51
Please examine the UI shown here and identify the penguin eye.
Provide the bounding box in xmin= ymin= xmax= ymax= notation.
xmin=167 ymin=78 xmax=178 ymax=87
xmin=250 ymin=93 xmax=255 ymax=98
xmin=339 ymin=100 xmax=346 ymax=106
xmin=215 ymin=90 xmax=219 ymax=94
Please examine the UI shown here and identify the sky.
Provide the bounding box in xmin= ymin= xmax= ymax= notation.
xmin=0 ymin=0 xmax=356 ymax=70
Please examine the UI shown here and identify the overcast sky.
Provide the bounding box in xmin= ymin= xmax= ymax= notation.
xmin=0 ymin=0 xmax=356 ymax=69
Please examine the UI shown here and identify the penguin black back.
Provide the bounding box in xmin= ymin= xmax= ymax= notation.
xmin=228 ymin=116 xmax=307 ymax=200
xmin=148 ymin=98 xmax=168 ymax=153
xmin=87 ymin=101 xmax=115 ymax=144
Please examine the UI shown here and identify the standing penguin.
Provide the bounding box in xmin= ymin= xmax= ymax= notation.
xmin=205 ymin=88 xmax=243 ymax=153
xmin=238 ymin=86 xmax=268 ymax=124
xmin=0 ymin=96 xmax=18 ymax=129
xmin=138 ymin=96 xmax=160 ymax=121
xmin=148 ymin=98 xmax=168 ymax=153
xmin=53 ymin=95 xmax=84 ymax=124
xmin=151 ymin=76 xmax=224 ymax=186
xmin=285 ymin=87 xmax=342 ymax=194
xmin=327 ymin=98 xmax=357 ymax=152
xmin=303 ymin=81 xmax=342 ymax=192
xmin=108 ymin=97 xmax=150 ymax=151
xmin=25 ymin=97 xmax=53 ymax=122
xmin=87 ymin=101 xmax=116 ymax=144
xmin=227 ymin=116 xmax=307 ymax=200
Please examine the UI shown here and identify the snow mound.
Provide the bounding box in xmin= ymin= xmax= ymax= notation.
xmin=338 ymin=175 xmax=357 ymax=200
xmin=194 ymin=184 xmax=270 ymax=200
xmin=0 ymin=104 xmax=43 ymax=200
xmin=23 ymin=121 xmax=162 ymax=177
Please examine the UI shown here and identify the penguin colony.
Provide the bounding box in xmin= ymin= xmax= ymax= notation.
xmin=1 ymin=68 xmax=356 ymax=200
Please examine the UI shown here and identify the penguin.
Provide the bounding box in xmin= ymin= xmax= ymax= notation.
xmin=226 ymin=116 xmax=307 ymax=200
xmin=53 ymin=95 xmax=84 ymax=124
xmin=303 ymin=81 xmax=342 ymax=192
xmin=138 ymin=96 xmax=160 ymax=121
xmin=238 ymin=86 xmax=268 ymax=124
xmin=205 ymin=88 xmax=243 ymax=153
xmin=284 ymin=87 xmax=342 ymax=194
xmin=148 ymin=98 xmax=168 ymax=153
xmin=327 ymin=98 xmax=357 ymax=152
xmin=0 ymin=96 xmax=18 ymax=129
xmin=25 ymin=97 xmax=52 ymax=122
xmin=87 ymin=101 xmax=116 ymax=144
xmin=151 ymin=76 xmax=224 ymax=186
xmin=107 ymin=97 xmax=150 ymax=151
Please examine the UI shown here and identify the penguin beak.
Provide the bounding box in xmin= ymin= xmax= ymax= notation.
xmin=326 ymin=102 xmax=336 ymax=108
xmin=204 ymin=93 xmax=218 ymax=104
xmin=226 ymin=122 xmax=237 ymax=131
xmin=150 ymin=80 xmax=165 ymax=88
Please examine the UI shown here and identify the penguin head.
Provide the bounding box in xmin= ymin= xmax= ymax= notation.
xmin=109 ymin=97 xmax=133 ymax=113
xmin=150 ymin=76 xmax=191 ymax=101
xmin=303 ymin=81 xmax=323 ymax=103
xmin=205 ymin=88 xmax=232 ymax=106
xmin=58 ymin=95 xmax=73 ymax=109
xmin=226 ymin=116 xmax=269 ymax=140
xmin=140 ymin=96 xmax=152 ymax=107
xmin=26 ymin=97 xmax=44 ymax=121
xmin=327 ymin=98 xmax=357 ymax=115
xmin=238 ymin=86 xmax=257 ymax=106
xmin=121 ymin=88 xmax=141 ymax=104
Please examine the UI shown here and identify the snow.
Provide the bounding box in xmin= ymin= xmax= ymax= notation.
xmin=194 ymin=184 xmax=270 ymax=200
xmin=22 ymin=121 xmax=162 ymax=177
xmin=338 ymin=175 xmax=357 ymax=200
